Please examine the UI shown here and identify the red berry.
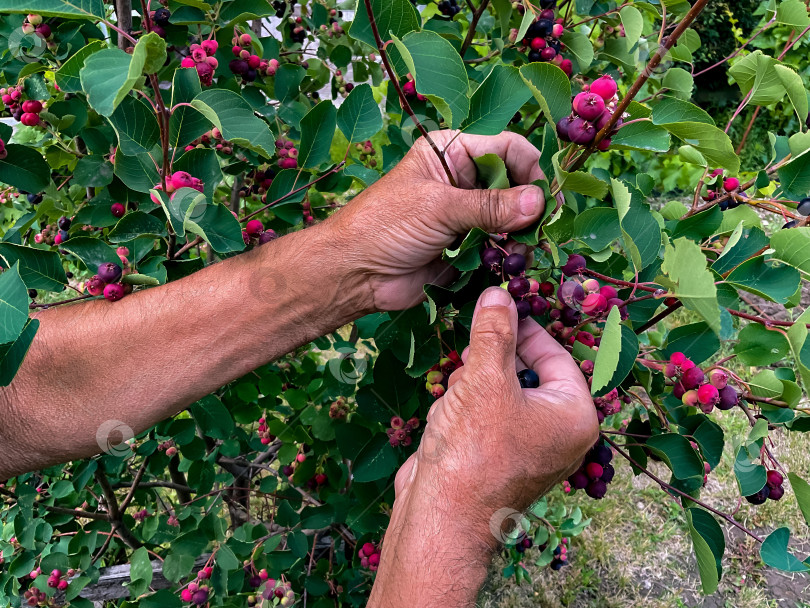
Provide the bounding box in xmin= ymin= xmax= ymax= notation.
xmin=111 ymin=202 xmax=125 ymax=218
xmin=245 ymin=219 xmax=264 ymax=235
xmin=585 ymin=462 xmax=603 ymax=480
xmin=589 ymin=74 xmax=618 ymax=101
xmin=573 ymin=92 xmax=606 ymax=122
xmin=697 ymin=383 xmax=719 ymax=406
xmin=559 ymin=59 xmax=573 ymax=77
xmin=723 ymin=177 xmax=739 ymax=192
xmin=530 ymin=37 xmax=546 ymax=50
xmin=20 ymin=112 xmax=39 ymax=126
xmin=682 ymin=366 xmax=705 ymax=390
xmin=766 ymin=470 xmax=784 ymax=488
xmin=103 ymin=283 xmax=125 ymax=302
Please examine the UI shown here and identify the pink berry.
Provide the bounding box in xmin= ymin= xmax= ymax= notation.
xmin=361 ymin=542 xmax=376 ymax=557
xmin=574 ymin=92 xmax=606 ymax=122
xmin=530 ymin=37 xmax=546 ymax=50
xmin=111 ymin=202 xmax=125 ymax=218
xmin=296 ymin=453 xmax=306 ymax=463
xmin=57 ymin=580 xmax=68 ymax=591
xmin=201 ymin=39 xmax=218 ymax=55
xmin=20 ymin=112 xmax=39 ymax=126
xmin=181 ymin=56 xmax=196 ymax=68
xmin=240 ymin=33 xmax=252 ymax=45
xmin=181 ymin=589 xmax=193 ymax=602
xmin=697 ymin=383 xmax=719 ymax=405
xmin=708 ymin=369 xmax=728 ymax=389
xmin=723 ymin=177 xmax=739 ymax=192
xmin=552 ymin=23 xmax=564 ymax=37
xmin=103 ymin=283 xmax=125 ymax=302
xmin=590 ymin=75 xmax=618 ymax=101
xmin=245 ymin=219 xmax=264 ymax=235
xmin=581 ymin=293 xmax=607 ymax=315
xmin=559 ymin=59 xmax=573 ymax=77
xmin=669 ymin=352 xmax=687 ymax=366
xmin=171 ymin=170 xmax=194 ymax=190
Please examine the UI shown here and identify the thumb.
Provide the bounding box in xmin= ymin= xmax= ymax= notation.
xmin=442 ymin=184 xmax=544 ymax=234
xmin=466 ymin=287 xmax=518 ymax=376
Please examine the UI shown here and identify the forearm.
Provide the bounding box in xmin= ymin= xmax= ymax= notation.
xmin=0 ymin=223 xmax=372 ymax=479
xmin=368 ymin=475 xmax=496 ymax=607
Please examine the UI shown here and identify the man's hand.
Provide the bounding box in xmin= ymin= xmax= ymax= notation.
xmin=324 ymin=131 xmax=546 ymax=311
xmin=368 ymin=287 xmax=599 ymax=607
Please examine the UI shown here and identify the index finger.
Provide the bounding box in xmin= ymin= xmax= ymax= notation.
xmin=516 ymin=317 xmax=589 ymax=391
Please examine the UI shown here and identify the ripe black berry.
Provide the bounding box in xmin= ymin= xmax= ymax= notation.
xmin=58 ymin=216 xmax=71 ymax=230
xmin=745 ymin=486 xmax=770 ymax=505
xmin=561 ymin=254 xmax=586 ymax=276
xmin=585 ymin=479 xmax=607 ymax=499
xmin=783 ymin=220 xmax=798 ymax=229
xmin=153 ymin=8 xmax=171 ymax=25
xmin=517 ymin=368 xmax=540 ymax=389
xmin=98 ymin=262 xmax=123 ymax=283
xmin=798 ymin=197 xmax=810 ymax=216
xmin=516 ymin=300 xmax=531 ymax=320
xmin=27 ymin=193 xmax=43 ymax=205
xmin=481 ymin=247 xmax=503 ymax=271
xmin=28 ymin=288 xmax=37 ymax=299
xmin=502 ymin=253 xmax=526 ymax=276
xmin=507 ymin=276 xmax=530 ymax=298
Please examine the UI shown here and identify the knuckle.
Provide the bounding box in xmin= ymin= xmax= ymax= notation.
xmin=473 ymin=308 xmax=514 ymax=344
xmin=473 ymin=188 xmax=501 ymax=228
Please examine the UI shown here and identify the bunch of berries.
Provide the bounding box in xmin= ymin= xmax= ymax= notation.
xmin=567 ymin=440 xmax=615 ymax=499
xmin=520 ymin=5 xmax=573 ymax=76
xmin=301 ymin=198 xmax=314 ymax=225
xmin=592 ymin=388 xmax=624 ymax=423
xmin=242 ymin=218 xmax=278 ymax=247
xmin=1 ymin=85 xmax=44 ymax=126
xmin=165 ymin=170 xmax=204 ymax=195
xmin=262 ymin=579 xmax=295 ymax=606
xmin=425 ymin=350 xmax=462 ymax=397
xmin=702 ymin=169 xmax=743 ymax=210
xmin=240 ymin=167 xmax=275 ymax=197
xmin=275 ymin=138 xmax=298 ymax=170
xmin=157 ymin=440 xmax=177 ymax=456
xmin=550 ymin=542 xmax=569 ymax=570
xmin=229 ymin=32 xmax=279 ymax=81
xmin=386 ymin=416 xmax=420 ymax=447
xmin=666 ymin=352 xmax=739 ymax=413
xmin=257 ymin=416 xmax=276 ymax=445
xmin=21 ymin=14 xmax=51 ymax=41
xmin=179 ymin=581 xmax=210 ymax=605
xmin=33 ymin=222 xmax=61 ymax=246
xmin=318 ymin=12 xmax=345 ymax=39
xmin=557 ymin=75 xmax=622 ymax=149
xmin=333 ymin=69 xmax=354 ymax=96
xmin=358 ymin=541 xmax=382 ymax=571
xmin=0 ymin=185 xmax=18 ymax=202
xmin=85 ymin=262 xmax=129 ymax=302
xmin=355 ymin=140 xmax=377 ymax=168
xmin=45 ymin=568 xmax=71 ymax=591
xmin=329 ymin=396 xmax=349 ymax=420
xmin=180 ymin=39 xmax=219 ymax=86
xmin=438 ymin=0 xmax=461 ymax=17
xmin=746 ymin=470 xmax=786 ymax=504
xmin=132 ymin=508 xmax=150 ymax=522
xmin=287 ymin=16 xmax=307 ymax=44
xmin=480 ymin=248 xmax=548 ymax=320
xmin=149 ymin=8 xmax=171 ymax=37
xmin=185 ymin=127 xmax=233 ymax=155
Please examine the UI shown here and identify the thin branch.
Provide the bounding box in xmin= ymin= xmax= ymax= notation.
xmin=460 ymin=0 xmax=491 ymax=56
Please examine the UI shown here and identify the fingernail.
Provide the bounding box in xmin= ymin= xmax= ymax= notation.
xmin=480 ymin=287 xmax=512 ymax=308
xmin=519 ymin=186 xmax=542 ymax=217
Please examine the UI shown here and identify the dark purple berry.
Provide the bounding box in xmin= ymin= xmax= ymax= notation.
xmin=585 ymin=479 xmax=607 ymax=499
xmin=58 ymin=216 xmax=71 ymax=230
xmin=98 ymin=262 xmax=123 ymax=283
xmin=681 ymin=367 xmax=705 ymax=390
xmin=561 ymin=254 xmax=586 ymax=276
xmin=601 ymin=462 xmax=615 ymax=483
xmin=716 ymin=385 xmax=738 ymax=410
xmin=529 ymin=295 xmax=548 ymax=315
xmin=568 ymin=469 xmax=588 ymax=489
xmin=481 ymin=247 xmax=503 ymax=271
xmin=517 ymin=368 xmax=540 ymax=389
xmin=745 ymin=486 xmax=769 ymax=505
xmin=558 ymin=280 xmax=585 ymax=306
xmin=502 ymin=253 xmax=526 ymax=276
xmin=516 ymin=300 xmax=532 ymax=320
xmin=508 ymin=276 xmax=530 ymax=298
xmin=768 ymin=485 xmax=785 ymax=501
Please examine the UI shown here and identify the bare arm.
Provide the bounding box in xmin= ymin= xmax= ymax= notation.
xmin=0 ymin=131 xmax=546 ymax=480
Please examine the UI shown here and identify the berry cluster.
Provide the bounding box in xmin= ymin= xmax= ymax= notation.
xmin=438 ymin=0 xmax=461 ymax=16
xmin=132 ymin=508 xmax=151 ymax=522
xmin=2 ymin=85 xmax=45 ymax=127
xmin=666 ymin=353 xmax=739 ymax=413
xmin=86 ymin=262 xmax=129 ymax=302
xmin=157 ymin=439 xmax=177 ymax=457
xmin=482 ymin=248 xmax=549 ymax=320
xmin=34 ymin=218 xmax=67 ymax=246
xmin=358 ymin=541 xmax=381 ymax=572
xmin=257 ymin=415 xmax=276 ymax=445
xmin=21 ymin=14 xmax=52 ymax=42
xmin=23 ymin=586 xmax=49 ymax=606
xmin=592 ymin=388 xmax=625 ymax=423
xmin=179 ymin=581 xmax=210 ymax=605
xmin=355 ymin=140 xmax=377 ymax=168
xmin=317 ymin=10 xmax=345 ymax=39
xmin=180 ymin=39 xmax=219 ymax=86
xmin=275 ymin=138 xmax=299 ymax=170
xmin=242 ymin=218 xmax=278 ymax=247
xmin=557 ymin=75 xmax=621 ymax=149
xmin=567 ymin=440 xmax=614 ymax=499
xmin=329 ymin=396 xmax=349 ymax=419
xmin=229 ymin=33 xmax=279 ymax=82
xmin=240 ymin=167 xmax=275 ymax=198
xmin=746 ymin=470 xmax=786 ymax=505
xmin=520 ymin=2 xmax=573 ymax=75
xmin=425 ymin=350 xmax=462 ymax=397
xmin=702 ymin=169 xmax=743 ymax=210
xmin=333 ymin=69 xmax=354 ymax=96
xmin=550 ymin=541 xmax=569 ymax=570
xmin=386 ymin=415 xmax=420 ymax=447
xmin=149 ymin=8 xmax=171 ymax=38
xmin=184 ymin=127 xmax=233 ymax=155
xmin=166 ymin=170 xmax=204 ymax=195
xmin=260 ymin=579 xmax=295 ymax=606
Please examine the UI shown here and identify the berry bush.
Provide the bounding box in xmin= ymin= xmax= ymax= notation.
xmin=1 ymin=0 xmax=810 ymax=605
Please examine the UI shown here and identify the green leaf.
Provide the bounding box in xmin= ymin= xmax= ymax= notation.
xmin=611 ymin=121 xmax=671 ymax=153
xmin=108 ymin=211 xmax=166 ymax=243
xmin=774 ymin=64 xmax=808 ymax=127
xmin=760 ymin=528 xmax=810 ymax=573
xmin=349 ymin=0 xmax=420 ymax=50
xmin=299 ymin=101 xmax=337 ymax=168
xmin=619 ymin=5 xmax=643 ymax=51
xmin=337 ymin=84 xmax=383 ymax=143
xmin=58 ymin=236 xmax=121 ymax=271
xmin=0 ymin=144 xmax=50 ymax=192
xmin=646 ymin=433 xmax=704 ymax=479
xmin=712 ymin=227 xmax=769 ymax=275
xmin=0 ymin=318 xmax=38 ymax=387
xmin=786 ymin=308 xmax=810 ymax=389
xmin=518 ymin=62 xmax=571 ymax=127
xmin=612 ymin=178 xmax=660 ymax=272
xmin=115 ymin=149 xmax=161 ymax=193
xmin=734 ymin=444 xmax=766 ymax=495
xmin=191 ymin=395 xmax=235 ymax=440
xmin=652 ymin=97 xmax=715 ymax=127
xmin=73 ymin=155 xmax=114 ymax=188
xmin=108 ymin=95 xmax=160 ymax=156
xmin=661 ymin=322 xmax=720 ymax=365
xmin=770 ymin=227 xmax=810 ymax=274
xmin=154 ymin=187 xmax=205 ymax=239
xmin=685 ymin=509 xmax=720 ymax=594
xmin=661 ymin=122 xmax=740 ymax=173
xmin=560 ymin=31 xmax=593 ymax=73
xmin=662 ymin=68 xmax=694 ymax=100
xmin=169 ymin=68 xmax=209 ymax=150
xmin=125 ymin=547 xmax=153 ymax=597
xmin=191 ymin=89 xmax=275 ymax=158
xmin=0 ymin=263 xmax=31 ymax=344
xmin=0 ymin=243 xmax=67 ymax=291
xmin=777 ymin=149 xmax=810 ymax=198
xmin=473 ymin=154 xmax=509 ymax=189
xmin=725 ymin=256 xmax=800 ymax=304
xmin=55 ymin=40 xmax=106 ymax=93
xmin=0 ymin=0 xmax=105 ymax=19
xmin=463 ymin=65 xmax=532 ymax=135
xmin=392 ymin=31 xmax=470 ymax=129
xmin=185 ymin=202 xmax=246 ymax=254
xmin=659 ymin=238 xmax=721 ymax=335
xmin=553 ymin=151 xmax=609 ymax=199
xmin=787 ymin=472 xmax=810 ymax=528
xmin=733 ymin=323 xmax=790 ymax=366
xmin=572 ymin=207 xmax=620 ymax=250
xmin=776 ymin=0 xmax=810 ymax=31
xmin=591 ymin=307 xmax=622 ymax=395
xmin=352 ymin=434 xmax=397 ymax=482
xmin=137 ymin=32 xmax=167 ymax=74
xmin=749 ymin=369 xmax=785 ymax=399
xmin=80 ymin=48 xmax=145 ymax=117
